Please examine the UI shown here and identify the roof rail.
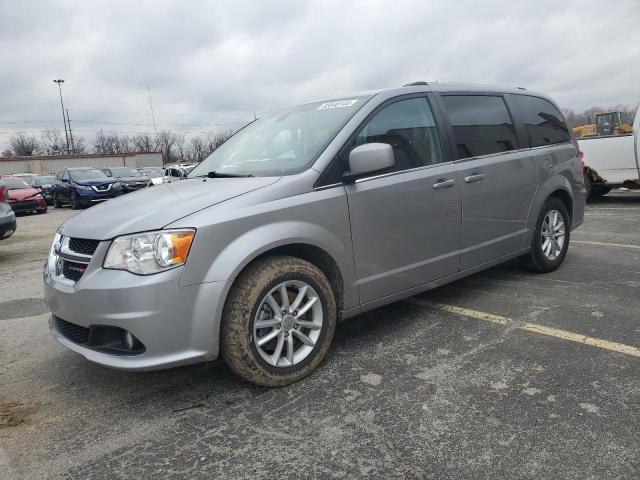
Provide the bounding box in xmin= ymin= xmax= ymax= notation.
xmin=403 ymin=81 xmax=428 ymax=87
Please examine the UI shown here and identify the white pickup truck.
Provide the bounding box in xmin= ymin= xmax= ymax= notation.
xmin=578 ymin=106 xmax=639 ymax=198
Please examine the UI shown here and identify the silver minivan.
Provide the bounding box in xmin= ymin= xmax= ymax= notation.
xmin=45 ymin=83 xmax=585 ymax=386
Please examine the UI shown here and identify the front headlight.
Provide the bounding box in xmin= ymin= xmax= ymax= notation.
xmin=103 ymin=229 xmax=195 ymax=275
xmin=76 ymin=185 xmax=92 ymax=191
xmin=51 ymin=232 xmax=62 ymax=253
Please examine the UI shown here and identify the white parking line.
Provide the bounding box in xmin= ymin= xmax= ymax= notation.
xmin=572 ymin=240 xmax=640 ymax=250
xmin=405 ymin=298 xmax=640 ymax=358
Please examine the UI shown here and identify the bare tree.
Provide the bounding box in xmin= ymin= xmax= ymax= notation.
xmin=40 ymin=128 xmax=65 ymax=155
xmin=9 ymin=132 xmax=40 ymax=156
xmin=94 ymin=129 xmax=108 ymax=154
xmin=74 ymin=135 xmax=87 ymax=154
xmin=186 ymin=135 xmax=207 ymax=163
xmin=204 ymin=130 xmax=233 ymax=155
xmin=2 ymin=149 xmax=14 ymax=157
xmin=174 ymin=133 xmax=187 ymax=163
xmin=132 ymin=132 xmax=156 ymax=152
xmin=116 ymin=134 xmax=133 ymax=153
xmin=155 ymin=130 xmax=179 ymax=164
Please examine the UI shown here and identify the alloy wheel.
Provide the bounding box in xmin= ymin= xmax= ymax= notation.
xmin=541 ymin=209 xmax=565 ymax=260
xmin=253 ymin=280 xmax=323 ymax=368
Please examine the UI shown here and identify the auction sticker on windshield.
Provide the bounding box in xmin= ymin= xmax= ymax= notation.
xmin=317 ymin=99 xmax=358 ymax=110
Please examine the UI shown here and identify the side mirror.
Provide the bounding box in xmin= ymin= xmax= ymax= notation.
xmin=344 ymin=143 xmax=395 ymax=183
xmin=60 ymin=178 xmax=68 ymax=183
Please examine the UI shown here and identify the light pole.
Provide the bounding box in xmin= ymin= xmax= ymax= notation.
xmin=53 ymin=79 xmax=71 ymax=154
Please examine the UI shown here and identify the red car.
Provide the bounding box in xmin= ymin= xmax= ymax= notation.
xmin=1 ymin=176 xmax=47 ymax=214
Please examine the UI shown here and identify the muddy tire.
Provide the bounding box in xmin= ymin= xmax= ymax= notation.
xmin=220 ymin=255 xmax=337 ymax=387
xmin=521 ymin=197 xmax=570 ymax=273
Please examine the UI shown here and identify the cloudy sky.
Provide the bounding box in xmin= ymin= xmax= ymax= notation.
xmin=1 ymin=0 xmax=638 ymax=150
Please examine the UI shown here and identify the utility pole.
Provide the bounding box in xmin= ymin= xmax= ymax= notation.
xmin=66 ymin=108 xmax=75 ymax=154
xmin=147 ymin=85 xmax=158 ymax=135
xmin=53 ymin=79 xmax=71 ymax=154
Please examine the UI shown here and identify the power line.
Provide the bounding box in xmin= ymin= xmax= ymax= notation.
xmin=147 ymin=85 xmax=158 ymax=135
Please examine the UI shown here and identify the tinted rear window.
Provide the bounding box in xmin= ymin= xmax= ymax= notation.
xmin=512 ymin=95 xmax=571 ymax=147
xmin=441 ymin=95 xmax=518 ymax=159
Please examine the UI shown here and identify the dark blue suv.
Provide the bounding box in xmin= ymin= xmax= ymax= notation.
xmin=53 ymin=167 xmax=124 ymax=209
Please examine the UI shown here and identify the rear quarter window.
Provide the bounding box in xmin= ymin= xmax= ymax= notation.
xmin=441 ymin=95 xmax=518 ymax=159
xmin=512 ymin=95 xmax=571 ymax=147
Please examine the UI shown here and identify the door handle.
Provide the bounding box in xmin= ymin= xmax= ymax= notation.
xmin=432 ymin=179 xmax=456 ymax=189
xmin=464 ymin=173 xmax=486 ymax=183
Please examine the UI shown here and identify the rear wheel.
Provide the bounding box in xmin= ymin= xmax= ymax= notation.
xmin=522 ymin=197 xmax=570 ymax=273
xmin=221 ymin=256 xmax=337 ymax=387
xmin=37 ymin=204 xmax=47 ymax=214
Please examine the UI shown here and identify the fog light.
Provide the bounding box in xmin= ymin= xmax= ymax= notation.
xmin=124 ymin=331 xmax=135 ymax=350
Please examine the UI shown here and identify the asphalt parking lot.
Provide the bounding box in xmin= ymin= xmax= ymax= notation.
xmin=1 ymin=194 xmax=639 ymax=480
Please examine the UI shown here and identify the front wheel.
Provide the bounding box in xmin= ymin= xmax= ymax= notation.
xmin=71 ymin=191 xmax=81 ymax=210
xmin=521 ymin=197 xmax=570 ymax=273
xmin=53 ymin=192 xmax=62 ymax=208
xmin=221 ymin=256 xmax=337 ymax=387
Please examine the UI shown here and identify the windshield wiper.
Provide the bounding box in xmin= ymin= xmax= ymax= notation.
xmin=203 ymin=171 xmax=254 ymax=178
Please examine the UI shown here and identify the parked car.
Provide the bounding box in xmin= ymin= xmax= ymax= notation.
xmin=29 ymin=175 xmax=56 ymax=205
xmin=0 ymin=176 xmax=47 ymax=214
xmin=52 ymin=167 xmax=123 ymax=209
xmin=102 ymin=167 xmax=152 ymax=193
xmin=578 ymin=105 xmax=639 ymax=199
xmin=164 ymin=163 xmax=196 ymax=180
xmin=45 ymin=83 xmax=585 ymax=386
xmin=0 ymin=180 xmax=17 ymax=240
xmin=138 ymin=167 xmax=164 ymax=185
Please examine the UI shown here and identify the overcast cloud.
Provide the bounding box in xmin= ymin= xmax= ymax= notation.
xmin=1 ymin=0 xmax=638 ymax=150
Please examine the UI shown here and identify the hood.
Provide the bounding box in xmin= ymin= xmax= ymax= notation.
xmin=115 ymin=176 xmax=149 ymax=183
xmin=9 ymin=188 xmax=39 ymax=201
xmin=60 ymin=176 xmax=280 ymax=240
xmin=75 ymin=179 xmax=117 ymax=187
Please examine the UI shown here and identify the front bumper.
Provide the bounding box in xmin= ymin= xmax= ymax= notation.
xmin=10 ymin=199 xmax=45 ymax=212
xmin=76 ymin=189 xmax=121 ymax=203
xmin=121 ymin=182 xmax=151 ymax=193
xmin=44 ymin=242 xmax=225 ymax=370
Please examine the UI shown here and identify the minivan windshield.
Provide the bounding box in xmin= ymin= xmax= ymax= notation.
xmin=189 ymin=96 xmax=370 ymax=177
xmin=70 ymin=170 xmax=109 ymax=182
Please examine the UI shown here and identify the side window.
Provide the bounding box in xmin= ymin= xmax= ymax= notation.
xmin=351 ymin=97 xmax=443 ymax=173
xmin=441 ymin=95 xmax=517 ymax=159
xmin=62 ymin=171 xmax=69 ymax=180
xmin=513 ymin=95 xmax=571 ymax=147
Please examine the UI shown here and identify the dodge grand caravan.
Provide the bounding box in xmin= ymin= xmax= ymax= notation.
xmin=45 ymin=82 xmax=585 ymax=386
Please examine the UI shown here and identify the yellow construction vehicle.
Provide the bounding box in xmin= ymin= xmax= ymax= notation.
xmin=572 ymin=111 xmax=633 ymax=138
